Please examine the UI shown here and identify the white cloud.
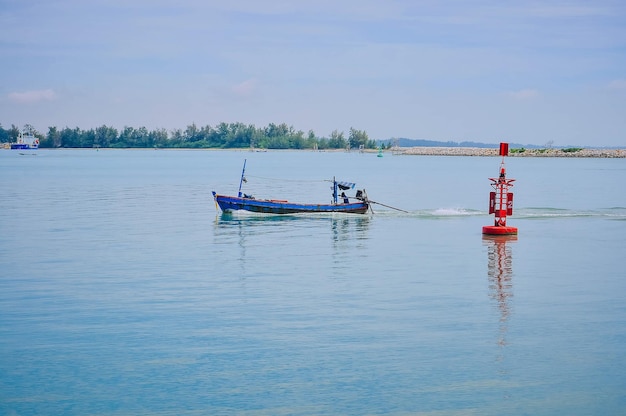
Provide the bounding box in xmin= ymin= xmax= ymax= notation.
xmin=608 ymin=79 xmax=626 ymax=90
xmin=8 ymin=89 xmax=57 ymax=104
xmin=231 ymin=79 xmax=258 ymax=97
xmin=507 ymin=89 xmax=539 ymax=100
xmin=518 ymin=4 xmax=612 ymax=18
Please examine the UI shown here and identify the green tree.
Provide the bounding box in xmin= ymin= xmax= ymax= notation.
xmin=82 ymin=128 xmax=96 ymax=147
xmin=95 ymin=125 xmax=118 ymax=148
xmin=45 ymin=126 xmax=60 ymax=147
xmin=118 ymin=126 xmax=139 ymax=147
xmin=349 ymin=127 xmax=369 ymax=149
xmin=305 ymin=130 xmax=319 ymax=149
xmin=199 ymin=125 xmax=217 ymax=147
xmin=290 ymin=129 xmax=306 ymax=149
xmin=184 ymin=123 xmax=201 ymax=143
xmin=223 ymin=122 xmax=252 ymax=148
xmin=149 ymin=128 xmax=169 ymax=148
xmin=0 ymin=124 xmax=9 ymax=143
xmin=58 ymin=127 xmax=83 ymax=147
xmin=8 ymin=125 xmax=20 ymax=143
xmin=169 ymin=129 xmax=184 ymax=147
xmin=265 ymin=122 xmax=290 ymax=138
xmin=328 ymin=130 xmax=347 ymax=149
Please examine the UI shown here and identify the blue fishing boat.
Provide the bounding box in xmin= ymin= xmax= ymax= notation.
xmin=212 ymin=160 xmax=370 ymax=215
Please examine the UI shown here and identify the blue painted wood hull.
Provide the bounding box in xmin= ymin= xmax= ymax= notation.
xmin=212 ymin=192 xmax=369 ymax=215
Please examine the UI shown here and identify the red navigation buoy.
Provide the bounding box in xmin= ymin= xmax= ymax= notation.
xmin=483 ymin=142 xmax=518 ymax=235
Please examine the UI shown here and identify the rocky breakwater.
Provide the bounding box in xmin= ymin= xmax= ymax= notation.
xmin=398 ymin=147 xmax=625 ymax=158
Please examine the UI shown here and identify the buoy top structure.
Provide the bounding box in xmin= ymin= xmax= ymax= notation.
xmin=483 ymin=142 xmax=518 ymax=235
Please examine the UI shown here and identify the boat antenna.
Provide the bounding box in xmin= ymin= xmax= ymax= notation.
xmin=238 ymin=159 xmax=247 ymax=197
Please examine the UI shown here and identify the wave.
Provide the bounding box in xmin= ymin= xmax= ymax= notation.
xmin=373 ymin=206 xmax=626 ymax=220
xmin=427 ymin=208 xmax=483 ymax=217
xmin=372 ymin=208 xmax=484 ymax=218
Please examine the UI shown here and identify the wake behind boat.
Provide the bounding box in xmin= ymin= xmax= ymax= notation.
xmin=212 ymin=160 xmax=370 ymax=215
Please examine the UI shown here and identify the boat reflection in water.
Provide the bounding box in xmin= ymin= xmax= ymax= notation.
xmin=483 ymin=234 xmax=517 ymax=370
xmin=213 ymin=213 xmax=371 ymax=273
xmin=330 ymin=216 xmax=370 ymax=243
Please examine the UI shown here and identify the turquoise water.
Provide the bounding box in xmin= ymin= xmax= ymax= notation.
xmin=1 ymin=149 xmax=625 ymax=415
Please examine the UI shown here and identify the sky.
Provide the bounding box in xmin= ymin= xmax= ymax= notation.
xmin=1 ymin=0 xmax=625 ymax=147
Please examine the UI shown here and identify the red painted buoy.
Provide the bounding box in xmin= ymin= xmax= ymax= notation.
xmin=483 ymin=142 xmax=518 ymax=236
xmin=482 ymin=225 xmax=518 ymax=235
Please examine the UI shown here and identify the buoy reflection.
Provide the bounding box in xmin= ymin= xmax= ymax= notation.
xmin=484 ymin=234 xmax=516 ymax=362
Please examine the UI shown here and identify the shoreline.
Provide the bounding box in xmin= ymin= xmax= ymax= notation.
xmin=394 ymin=147 xmax=626 ymax=158
xmin=3 ymin=146 xmax=625 ymax=158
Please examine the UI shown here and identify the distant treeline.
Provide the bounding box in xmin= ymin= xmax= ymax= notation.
xmin=0 ymin=122 xmax=381 ymax=150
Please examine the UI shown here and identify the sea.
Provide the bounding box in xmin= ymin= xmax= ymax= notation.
xmin=1 ymin=149 xmax=625 ymax=416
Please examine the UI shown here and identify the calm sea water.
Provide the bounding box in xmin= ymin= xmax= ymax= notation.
xmin=1 ymin=149 xmax=625 ymax=416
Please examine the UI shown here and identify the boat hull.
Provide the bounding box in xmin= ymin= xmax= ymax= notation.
xmin=10 ymin=143 xmax=37 ymax=150
xmin=213 ymin=193 xmax=369 ymax=214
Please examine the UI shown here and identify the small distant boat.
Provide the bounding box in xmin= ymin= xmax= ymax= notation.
xmin=212 ymin=160 xmax=370 ymax=215
xmin=10 ymin=125 xmax=39 ymax=150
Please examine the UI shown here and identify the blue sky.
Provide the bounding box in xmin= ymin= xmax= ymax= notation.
xmin=1 ymin=0 xmax=625 ymax=146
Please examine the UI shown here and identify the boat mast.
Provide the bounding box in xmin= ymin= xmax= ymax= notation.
xmin=238 ymin=159 xmax=247 ymax=197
